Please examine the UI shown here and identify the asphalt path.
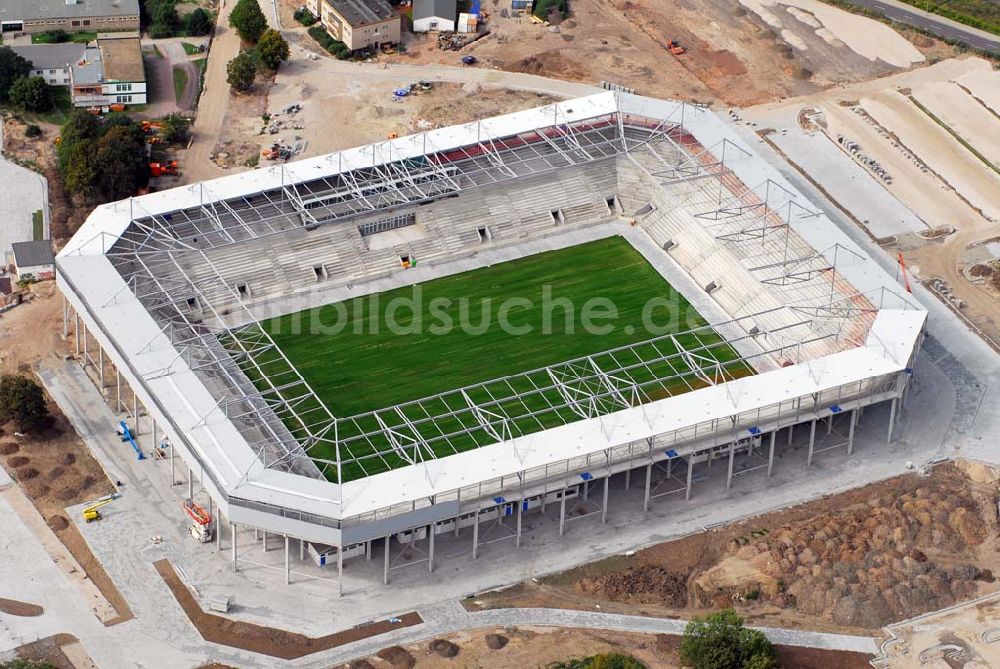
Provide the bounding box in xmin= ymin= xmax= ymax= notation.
xmin=848 ymin=0 xmax=999 ymax=51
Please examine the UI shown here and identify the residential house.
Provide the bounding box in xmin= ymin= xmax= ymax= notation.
xmin=11 ymin=241 xmax=55 ymax=282
xmin=10 ymin=44 xmax=87 ymax=87
xmin=307 ymin=0 xmax=400 ymax=51
xmin=70 ymin=33 xmax=146 ymax=107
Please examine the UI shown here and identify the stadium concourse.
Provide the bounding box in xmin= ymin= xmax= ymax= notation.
xmin=56 ymin=92 xmax=925 ymax=595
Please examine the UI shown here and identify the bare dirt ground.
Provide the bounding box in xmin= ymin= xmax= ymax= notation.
xmin=382 ymin=0 xmax=952 ymax=107
xmin=199 ymin=79 xmax=556 ymax=174
xmin=0 ymin=285 xmax=131 ymax=625
xmin=0 ymin=596 xmax=44 ymax=617
xmin=9 ymin=633 xmax=89 ymax=669
xmin=341 ymin=626 xmax=873 ymax=668
xmin=743 ymin=57 xmax=1000 ymax=346
xmin=465 ymin=463 xmax=1000 ymax=636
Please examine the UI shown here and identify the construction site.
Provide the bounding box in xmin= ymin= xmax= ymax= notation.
xmin=1 ymin=0 xmax=999 ymax=666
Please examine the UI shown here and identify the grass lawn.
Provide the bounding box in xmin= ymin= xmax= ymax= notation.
xmin=20 ymin=87 xmax=73 ymax=125
xmin=32 ymin=31 xmax=97 ymax=44
xmin=894 ymin=0 xmax=1000 ymax=35
xmin=235 ymin=237 xmax=750 ymax=481
xmin=172 ymin=66 xmax=189 ymax=104
xmin=182 ymin=42 xmax=202 ymax=55
xmin=32 ymin=211 xmax=43 ymax=241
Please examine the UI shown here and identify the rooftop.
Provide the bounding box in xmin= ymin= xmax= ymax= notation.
xmin=413 ymin=0 xmax=457 ymax=21
xmin=326 ymin=0 xmax=394 ymax=26
xmin=0 ymin=0 xmax=139 ymax=22
xmin=12 ymin=240 xmax=54 ymax=268
xmin=71 ymin=46 xmax=103 ymax=86
xmin=10 ymin=44 xmax=87 ymax=71
xmin=98 ymin=35 xmax=144 ymax=82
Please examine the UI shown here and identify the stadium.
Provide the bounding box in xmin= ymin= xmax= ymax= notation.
xmin=56 ymin=92 xmax=926 ymax=592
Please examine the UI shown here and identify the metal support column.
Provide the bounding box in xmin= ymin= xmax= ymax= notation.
xmin=366 ymin=540 xmax=372 ymax=561
xmin=284 ymin=535 xmax=290 ymax=585
xmin=827 ymin=414 xmax=833 ymax=434
xmin=472 ymin=512 xmax=480 ymax=559
xmin=132 ymin=393 xmax=138 ymax=435
xmin=515 ymin=502 xmax=522 ymax=547
xmin=787 ymin=424 xmax=794 ymax=446
xmin=170 ymin=442 xmax=175 ymax=485
xmin=624 ymin=467 xmax=631 ymax=491
xmin=807 ymin=419 xmax=817 ymax=467
xmin=887 ymin=397 xmax=898 ymax=444
xmin=337 ymin=547 xmax=343 ymax=597
xmin=231 ymin=523 xmax=238 ymax=573
xmin=300 ymin=538 xmax=305 ymax=561
xmin=216 ymin=509 xmax=223 ymax=550
xmin=601 ymin=476 xmax=609 ymax=524
xmin=262 ymin=531 xmax=268 ymax=552
xmin=685 ymin=455 xmax=694 ymax=501
xmin=62 ymin=296 xmax=69 ymax=339
xmin=383 ymin=535 xmax=390 ymax=584
xmin=115 ymin=370 xmax=121 ymax=412
xmin=74 ymin=313 xmax=80 ymax=356
xmin=98 ymin=347 xmax=104 ymax=392
xmin=643 ymin=463 xmax=651 ymax=513
xmin=847 ymin=409 xmax=857 ymax=455
xmin=428 ymin=525 xmax=435 ymax=573
xmin=726 ymin=442 xmax=735 ymax=490
xmin=767 ymin=431 xmax=776 ymax=478
xmin=559 ymin=490 xmax=567 ymax=536
xmin=187 ymin=469 xmax=193 ymax=499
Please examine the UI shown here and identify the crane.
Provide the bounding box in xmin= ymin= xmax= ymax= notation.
xmin=83 ymin=493 xmax=121 ymax=523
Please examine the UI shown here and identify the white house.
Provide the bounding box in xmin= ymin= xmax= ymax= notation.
xmin=11 ymin=241 xmax=55 ymax=282
xmin=413 ymin=0 xmax=456 ymax=32
xmin=10 ymin=44 xmax=86 ymax=87
xmin=70 ymin=33 xmax=146 ymax=107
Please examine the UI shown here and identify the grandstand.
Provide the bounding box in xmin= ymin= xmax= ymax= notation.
xmin=57 ymin=92 xmax=926 ymax=593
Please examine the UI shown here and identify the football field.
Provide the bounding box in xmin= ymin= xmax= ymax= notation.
xmin=238 ymin=236 xmax=751 ymax=480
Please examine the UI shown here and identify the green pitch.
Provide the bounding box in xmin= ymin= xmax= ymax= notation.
xmin=235 ymin=236 xmax=750 ymax=481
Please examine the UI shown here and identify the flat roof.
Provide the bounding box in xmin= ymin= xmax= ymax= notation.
xmin=0 ymin=0 xmax=139 ymax=22
xmin=98 ymin=36 xmax=143 ymax=82
xmin=70 ymin=46 xmax=103 ymax=85
xmin=326 ymin=0 xmax=394 ymax=26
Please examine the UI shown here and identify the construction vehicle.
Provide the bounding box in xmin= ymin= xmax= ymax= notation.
xmin=149 ymin=161 xmax=179 ymax=177
xmin=528 ymin=14 xmax=545 ymax=25
xmin=667 ymin=39 xmax=685 ymax=55
xmin=182 ymin=499 xmax=213 ymax=543
xmin=83 ymin=493 xmax=121 ymax=523
xmin=387 ymin=131 xmax=399 ymax=139
xmin=141 ymin=121 xmax=164 ymax=134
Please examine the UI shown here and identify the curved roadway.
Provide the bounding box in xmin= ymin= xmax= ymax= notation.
xmin=850 ymin=0 xmax=999 ymax=52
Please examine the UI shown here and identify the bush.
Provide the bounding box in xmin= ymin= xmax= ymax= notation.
xmin=36 ymin=29 xmax=69 ymax=43
xmin=149 ymin=22 xmax=174 ymax=39
xmin=160 ymin=113 xmax=191 ymax=143
xmin=226 ymin=51 xmax=257 ymax=92
xmin=0 ymin=375 xmax=52 ymax=435
xmin=229 ymin=0 xmax=268 ymax=43
xmin=9 ymin=76 xmax=54 ymax=112
xmin=533 ymin=0 xmax=567 ymax=19
xmin=549 ymin=654 xmax=646 ymax=669
xmin=25 ymin=124 xmax=42 ymax=138
xmin=680 ymin=609 xmax=776 ymax=669
xmin=294 ymin=7 xmax=318 ymax=25
xmin=187 ymin=8 xmax=213 ymax=36
xmin=307 ymin=25 xmax=351 ymax=58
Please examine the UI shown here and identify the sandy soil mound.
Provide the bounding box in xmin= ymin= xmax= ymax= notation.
xmin=7 ymin=456 xmax=29 ymax=468
xmin=485 ymin=633 xmax=509 ymax=649
xmin=47 ymin=515 xmax=68 ymax=532
xmin=576 ymin=564 xmax=688 ymax=607
xmin=0 ymin=442 xmax=19 ymax=455
xmin=15 ymin=467 xmax=39 ymax=481
xmin=429 ymin=639 xmax=460 ymax=658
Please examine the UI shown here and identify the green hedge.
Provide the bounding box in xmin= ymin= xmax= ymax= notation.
xmin=306 ymin=25 xmax=351 ymax=59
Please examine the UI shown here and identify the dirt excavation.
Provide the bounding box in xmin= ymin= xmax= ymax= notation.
xmin=468 ymin=463 xmax=1000 ymax=635
xmin=384 ymin=0 xmax=955 ymax=106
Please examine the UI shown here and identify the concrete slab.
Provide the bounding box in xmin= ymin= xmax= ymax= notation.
xmin=0 ymin=151 xmax=47 ymax=259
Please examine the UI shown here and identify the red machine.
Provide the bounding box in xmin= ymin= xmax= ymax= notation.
xmin=182 ymin=499 xmax=213 ymax=543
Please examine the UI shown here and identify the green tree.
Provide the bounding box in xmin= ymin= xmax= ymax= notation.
xmin=226 ymin=52 xmax=257 ymax=92
xmin=187 ymin=8 xmax=213 ymax=36
xmin=229 ymin=0 xmax=268 ymax=43
xmin=8 ymin=76 xmax=53 ymax=112
xmin=0 ymin=375 xmax=52 ymax=435
xmin=0 ymin=46 xmax=33 ymax=102
xmin=92 ymin=124 xmax=150 ymax=200
xmin=160 ymin=113 xmax=191 ymax=143
xmin=256 ymin=29 xmax=289 ymax=70
xmin=680 ymin=610 xmax=776 ymax=669
xmin=154 ymin=0 xmax=178 ymax=27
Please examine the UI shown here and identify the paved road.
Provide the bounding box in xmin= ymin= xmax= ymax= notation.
xmin=850 ymin=0 xmax=999 ymax=52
